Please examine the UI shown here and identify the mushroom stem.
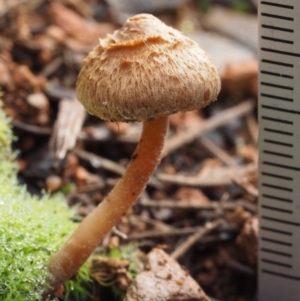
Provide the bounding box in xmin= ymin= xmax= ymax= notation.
xmin=47 ymin=115 xmax=169 ymax=290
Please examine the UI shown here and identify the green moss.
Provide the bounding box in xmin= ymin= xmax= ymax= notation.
xmin=0 ymin=106 xmax=90 ymax=301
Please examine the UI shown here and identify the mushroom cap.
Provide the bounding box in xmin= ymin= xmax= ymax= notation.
xmin=76 ymin=14 xmax=221 ymax=122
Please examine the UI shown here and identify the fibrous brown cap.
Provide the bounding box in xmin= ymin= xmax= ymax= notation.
xmin=76 ymin=14 xmax=221 ymax=122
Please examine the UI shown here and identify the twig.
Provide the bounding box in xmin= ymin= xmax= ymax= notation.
xmin=158 ymin=163 xmax=257 ymax=187
xmin=49 ymin=97 xmax=86 ymax=159
xmin=13 ymin=119 xmax=52 ymax=135
xmin=225 ymin=256 xmax=255 ymax=276
xmin=245 ymin=114 xmax=258 ymax=146
xmin=171 ymin=220 xmax=223 ymax=260
xmin=129 ymin=226 xmax=207 ymax=240
xmin=139 ymin=198 xmax=257 ymax=213
xmin=74 ymin=148 xmax=126 ymax=175
xmin=131 ymin=214 xmax=174 ymax=232
xmin=199 ymin=136 xmax=236 ymax=167
xmin=40 ymin=57 xmax=64 ymax=78
xmin=199 ymin=135 xmax=259 ymax=196
xmin=111 ymin=227 xmax=128 ymax=239
xmin=162 ymin=100 xmax=255 ymax=157
xmin=128 ymin=222 xmax=238 ymax=241
xmin=232 ymin=176 xmax=259 ymax=197
xmin=73 ymin=148 xmax=162 ymax=189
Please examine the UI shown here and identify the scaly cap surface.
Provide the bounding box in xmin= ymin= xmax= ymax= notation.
xmin=76 ymin=14 xmax=221 ymax=121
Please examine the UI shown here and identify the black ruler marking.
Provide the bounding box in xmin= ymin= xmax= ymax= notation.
xmin=260 ymin=93 xmax=293 ymax=102
xmin=262 ymin=24 xmax=293 ymax=33
xmin=261 ymin=248 xmax=292 ymax=257
xmin=261 ymin=70 xmax=293 ymax=79
xmin=263 ymin=150 xmax=293 ymax=159
xmin=261 ymin=270 xmax=300 ymax=281
xmin=261 ymin=36 xmax=294 ymax=44
xmin=261 ymin=12 xmax=294 ymax=21
xmin=261 ymin=226 xmax=292 ymax=235
xmin=261 ymin=171 xmax=293 ymax=180
xmin=262 ymin=194 xmax=293 ymax=204
xmin=262 ymin=215 xmax=300 ymax=226
xmin=261 ymin=258 xmax=292 ymax=268
xmin=261 ymin=237 xmax=292 ymax=246
xmin=264 ymin=128 xmax=293 ymax=136
xmin=261 ymin=205 xmax=293 ymax=214
xmin=262 ymin=161 xmax=300 ymax=171
xmin=261 ymin=105 xmax=300 ymax=115
xmin=261 ymin=47 xmax=300 ymax=58
xmin=262 ymin=183 xmax=293 ymax=192
xmin=263 ymin=139 xmax=292 ymax=147
xmin=261 ymin=82 xmax=293 ymax=90
xmin=261 ymin=2 xmax=294 ymax=9
xmin=261 ymin=59 xmax=293 ymax=67
xmin=261 ymin=116 xmax=293 ymax=124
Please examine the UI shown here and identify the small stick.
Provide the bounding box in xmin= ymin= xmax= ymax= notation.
xmin=199 ymin=136 xmax=236 ymax=167
xmin=139 ymin=197 xmax=257 ymax=212
xmin=158 ymin=164 xmax=257 ymax=187
xmin=49 ymin=98 xmax=86 ymax=159
xmin=162 ymin=100 xmax=254 ymax=158
xmin=73 ymin=148 xmax=162 ymax=188
xmin=13 ymin=119 xmax=52 ymax=135
xmin=130 ymin=214 xmax=174 ymax=232
xmin=199 ymin=135 xmax=258 ymax=196
xmin=171 ymin=220 xmax=223 ymax=260
xmin=73 ymin=148 xmax=126 ymax=175
xmin=245 ymin=114 xmax=258 ymax=146
xmin=129 ymin=226 xmax=207 ymax=240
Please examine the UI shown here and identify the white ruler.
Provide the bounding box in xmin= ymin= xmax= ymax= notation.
xmin=258 ymin=0 xmax=300 ymax=300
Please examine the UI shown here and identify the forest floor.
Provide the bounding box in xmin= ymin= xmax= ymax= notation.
xmin=0 ymin=1 xmax=259 ymax=300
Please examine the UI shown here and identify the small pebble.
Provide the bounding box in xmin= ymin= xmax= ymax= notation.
xmin=45 ymin=175 xmax=63 ymax=192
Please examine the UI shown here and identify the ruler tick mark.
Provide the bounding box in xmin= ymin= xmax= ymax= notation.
xmin=264 ymin=128 xmax=293 ymax=136
xmin=261 ymin=226 xmax=292 ymax=235
xmin=261 ymin=171 xmax=293 ymax=180
xmin=261 ymin=70 xmax=293 ymax=79
xmin=261 ymin=12 xmax=293 ymax=21
xmin=262 ymin=194 xmax=292 ymax=204
xmin=261 ymin=116 xmax=293 ymax=124
xmin=262 ymin=24 xmax=293 ymax=33
xmin=263 ymin=161 xmax=300 ymax=171
xmin=261 ymin=2 xmax=294 ymax=9
xmin=261 ymin=82 xmax=293 ymax=90
xmin=261 ymin=270 xmax=300 ymax=281
xmin=261 ymin=105 xmax=300 ymax=115
xmin=261 ymin=205 xmax=293 ymax=214
xmin=262 ymin=183 xmax=293 ymax=192
xmin=260 ymin=93 xmax=293 ymax=102
xmin=261 ymin=248 xmax=292 ymax=257
xmin=262 ymin=216 xmax=300 ymax=227
xmin=261 ymin=258 xmax=292 ymax=268
xmin=261 ymin=59 xmax=293 ymax=67
xmin=261 ymin=36 xmax=293 ymax=44
xmin=262 ymin=47 xmax=300 ymax=58
xmin=263 ymin=151 xmax=293 ymax=159
xmin=261 ymin=237 xmax=292 ymax=246
xmin=264 ymin=139 xmax=293 ymax=147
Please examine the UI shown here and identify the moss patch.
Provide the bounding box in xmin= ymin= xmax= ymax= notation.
xmin=0 ymin=106 xmax=89 ymax=301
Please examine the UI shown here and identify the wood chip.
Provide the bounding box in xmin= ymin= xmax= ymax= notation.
xmin=125 ymin=248 xmax=210 ymax=301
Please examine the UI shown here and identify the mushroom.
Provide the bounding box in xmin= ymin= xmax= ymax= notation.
xmin=48 ymin=14 xmax=221 ymax=291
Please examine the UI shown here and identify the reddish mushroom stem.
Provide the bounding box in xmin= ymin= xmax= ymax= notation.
xmin=48 ymin=116 xmax=169 ymax=290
